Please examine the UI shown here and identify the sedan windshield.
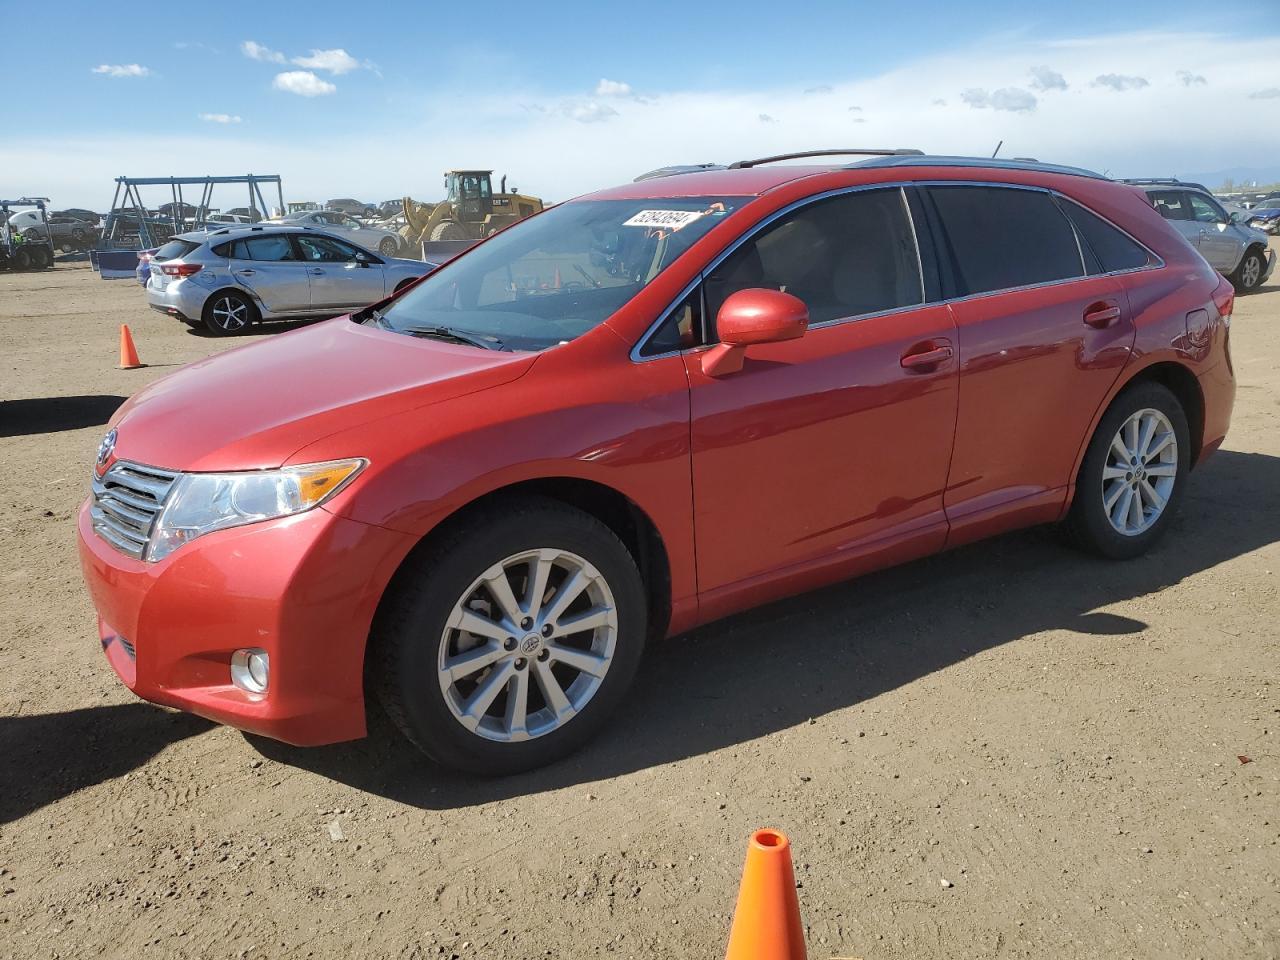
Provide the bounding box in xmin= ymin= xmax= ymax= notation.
xmin=369 ymin=196 xmax=741 ymax=351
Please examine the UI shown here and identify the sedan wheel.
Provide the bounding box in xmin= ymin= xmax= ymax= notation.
xmin=204 ymin=292 xmax=255 ymax=336
xmin=1101 ymin=408 xmax=1178 ymax=536
xmin=372 ymin=496 xmax=646 ymax=774
xmin=1235 ymin=250 xmax=1264 ymax=292
xmin=379 ymin=237 xmax=398 ymax=256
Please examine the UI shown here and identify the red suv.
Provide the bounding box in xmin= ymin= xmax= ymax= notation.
xmin=79 ymin=151 xmax=1236 ymax=774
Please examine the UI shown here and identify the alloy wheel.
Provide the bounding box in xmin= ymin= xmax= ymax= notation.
xmin=211 ymin=296 xmax=249 ymax=331
xmin=437 ymin=548 xmax=618 ymax=743
xmin=1101 ymin=408 xmax=1178 ymax=536
xmin=1241 ymin=255 xmax=1261 ymax=289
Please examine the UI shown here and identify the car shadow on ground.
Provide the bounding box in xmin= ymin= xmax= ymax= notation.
xmin=184 ymin=318 xmax=325 ymax=339
xmin=0 ymin=395 xmax=126 ymax=437
xmin=249 ymin=448 xmax=1280 ymax=808
xmin=0 ymin=703 xmax=211 ymax=824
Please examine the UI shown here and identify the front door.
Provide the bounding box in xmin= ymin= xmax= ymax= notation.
xmin=682 ymin=187 xmax=958 ymax=603
xmin=1185 ymin=191 xmax=1243 ymax=272
xmin=292 ymin=233 xmax=387 ymax=312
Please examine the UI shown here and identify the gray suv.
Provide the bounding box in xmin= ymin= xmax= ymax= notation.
xmin=1124 ymin=178 xmax=1275 ymax=292
xmin=145 ymin=224 xmax=436 ymax=335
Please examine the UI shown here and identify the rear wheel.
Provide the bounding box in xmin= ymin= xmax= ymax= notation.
xmin=1063 ymin=381 xmax=1190 ymax=559
xmin=1231 ymin=248 xmax=1266 ymax=293
xmin=372 ymin=497 xmax=647 ymax=775
xmin=11 ymin=248 xmax=31 ymax=271
xmin=378 ymin=236 xmax=399 ymax=257
xmin=202 ymin=291 xmax=257 ymax=336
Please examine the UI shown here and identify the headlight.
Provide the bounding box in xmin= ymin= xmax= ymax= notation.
xmin=147 ymin=458 xmax=366 ymax=562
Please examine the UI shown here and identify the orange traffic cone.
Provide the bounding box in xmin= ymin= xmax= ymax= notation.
xmin=725 ymin=829 xmax=807 ymax=960
xmin=119 ymin=324 xmax=142 ymax=369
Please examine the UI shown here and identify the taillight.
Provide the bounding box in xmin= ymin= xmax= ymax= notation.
xmin=1211 ymin=276 xmax=1234 ymax=326
xmin=161 ymin=263 xmax=202 ymax=277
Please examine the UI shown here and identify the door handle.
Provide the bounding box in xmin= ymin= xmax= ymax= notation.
xmin=900 ymin=344 xmax=954 ymax=371
xmin=1083 ymin=302 xmax=1121 ymax=328
xmin=234 ymin=268 xmax=255 ymax=277
xmin=309 ymin=268 xmax=325 ymax=276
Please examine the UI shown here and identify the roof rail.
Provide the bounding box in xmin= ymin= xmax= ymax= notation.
xmin=728 ymin=148 xmax=924 ymax=169
xmin=1117 ymin=177 xmax=1210 ymax=192
xmin=852 ymin=154 xmax=1107 ymax=180
xmin=633 ymin=163 xmax=726 ymax=182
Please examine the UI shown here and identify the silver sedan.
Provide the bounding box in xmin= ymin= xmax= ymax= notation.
xmin=145 ymin=225 xmax=436 ymax=336
xmin=273 ymin=210 xmax=403 ymax=257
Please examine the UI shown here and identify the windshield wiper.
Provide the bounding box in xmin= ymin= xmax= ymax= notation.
xmin=400 ymin=325 xmax=507 ymax=351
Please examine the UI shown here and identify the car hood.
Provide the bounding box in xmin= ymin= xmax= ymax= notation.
xmin=107 ymin=317 xmax=536 ymax=472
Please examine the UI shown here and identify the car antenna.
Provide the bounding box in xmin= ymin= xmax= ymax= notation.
xmin=991 ymin=140 xmax=1003 ymax=159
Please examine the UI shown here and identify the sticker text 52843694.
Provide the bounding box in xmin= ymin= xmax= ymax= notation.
xmin=622 ymin=209 xmax=706 ymax=231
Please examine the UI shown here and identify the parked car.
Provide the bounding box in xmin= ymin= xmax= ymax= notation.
xmin=8 ymin=210 xmax=99 ymax=247
xmin=80 ymin=153 xmax=1236 ymax=774
xmin=54 ymin=208 xmax=102 ymax=226
xmin=275 ymin=209 xmax=403 ymax=256
xmin=1243 ymin=203 xmax=1280 ymax=236
xmin=1124 ymin=179 xmax=1275 ymax=292
xmin=327 ymin=197 xmax=377 ymax=218
xmin=143 ymin=224 xmax=436 ymax=335
xmin=204 ymin=212 xmax=253 ymax=225
xmin=223 ymin=207 xmax=263 ymax=223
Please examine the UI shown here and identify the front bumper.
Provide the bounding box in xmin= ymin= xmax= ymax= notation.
xmin=1262 ymin=248 xmax=1277 ymax=284
xmin=77 ymin=500 xmax=415 ymax=746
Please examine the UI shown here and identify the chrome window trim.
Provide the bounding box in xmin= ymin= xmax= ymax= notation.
xmin=630 ymin=179 xmax=1167 ymax=362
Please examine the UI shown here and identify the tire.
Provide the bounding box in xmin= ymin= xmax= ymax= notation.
xmin=1231 ymin=248 xmax=1266 ymax=293
xmin=29 ymin=246 xmax=51 ymax=269
xmin=202 ymin=290 xmax=257 ymax=336
xmin=1063 ymin=381 xmax=1190 ymax=559
xmin=22 ymin=228 xmax=41 ymax=242
xmin=11 ymin=248 xmax=31 ymax=271
xmin=378 ymin=236 xmax=399 ymax=257
xmin=371 ymin=496 xmax=647 ymax=775
xmin=71 ymin=227 xmax=86 ymax=242
xmin=429 ymin=220 xmax=469 ymax=241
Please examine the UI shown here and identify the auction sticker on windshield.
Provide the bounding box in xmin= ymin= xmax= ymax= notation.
xmin=623 ymin=209 xmax=706 ymax=231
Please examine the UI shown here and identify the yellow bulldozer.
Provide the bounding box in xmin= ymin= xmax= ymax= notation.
xmin=400 ymin=170 xmax=543 ymax=249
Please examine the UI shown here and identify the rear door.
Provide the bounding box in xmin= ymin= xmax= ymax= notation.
xmin=680 ymin=187 xmax=958 ymax=599
xmin=923 ymin=184 xmax=1135 ymax=542
xmin=293 ymin=233 xmax=387 ymax=311
xmin=225 ymin=233 xmax=312 ymax=313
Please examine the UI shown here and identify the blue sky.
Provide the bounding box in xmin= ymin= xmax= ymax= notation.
xmin=3 ymin=0 xmax=1278 ymax=208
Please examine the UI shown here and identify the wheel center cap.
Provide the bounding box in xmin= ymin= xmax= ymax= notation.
xmin=520 ymin=635 xmax=542 ymax=654
xmin=1135 ymin=466 xmax=1146 ymax=481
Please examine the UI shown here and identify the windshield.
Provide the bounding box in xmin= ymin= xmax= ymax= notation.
xmin=370 ymin=196 xmax=741 ymax=351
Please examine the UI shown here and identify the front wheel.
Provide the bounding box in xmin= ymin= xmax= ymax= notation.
xmin=1063 ymin=381 xmax=1190 ymax=559
xmin=1231 ymin=249 xmax=1266 ymax=293
xmin=372 ymin=497 xmax=647 ymax=775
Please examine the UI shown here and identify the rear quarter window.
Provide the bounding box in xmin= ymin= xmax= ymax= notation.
xmin=927 ymin=185 xmax=1084 ymax=295
xmin=1057 ymin=199 xmax=1155 ymax=274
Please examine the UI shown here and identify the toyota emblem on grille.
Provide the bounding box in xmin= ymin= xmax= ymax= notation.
xmin=96 ymin=428 xmax=118 ymax=468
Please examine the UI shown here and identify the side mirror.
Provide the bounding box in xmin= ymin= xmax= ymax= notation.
xmin=701 ymin=288 xmax=808 ymax=376
xmin=354 ymin=251 xmax=374 ymax=267
xmin=1229 ymin=211 xmax=1244 ymax=224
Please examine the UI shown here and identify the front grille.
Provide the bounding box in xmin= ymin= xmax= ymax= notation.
xmin=90 ymin=461 xmax=180 ymax=560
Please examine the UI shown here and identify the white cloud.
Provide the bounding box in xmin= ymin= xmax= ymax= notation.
xmin=91 ymin=63 xmax=149 ymax=78
xmin=292 ymin=48 xmax=360 ymax=75
xmin=595 ymin=79 xmax=632 ymax=97
xmin=199 ymin=113 xmax=242 ymax=124
xmin=1093 ymin=73 xmax=1149 ymax=91
xmin=962 ymin=87 xmax=1038 ymax=112
xmin=1029 ymin=66 xmax=1068 ymax=91
xmin=804 ymin=84 xmax=834 ymax=95
xmin=566 ymin=101 xmax=618 ymax=123
xmin=242 ymin=40 xmax=286 ymax=64
xmin=272 ymin=71 xmax=337 ymax=97
xmin=1176 ymin=70 xmax=1207 ymax=86
xmin=21 ymin=31 xmax=1280 ymax=209
xmin=758 ymin=113 xmax=777 ymax=123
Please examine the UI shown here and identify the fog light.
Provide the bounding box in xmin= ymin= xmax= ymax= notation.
xmin=231 ymin=648 xmax=270 ymax=695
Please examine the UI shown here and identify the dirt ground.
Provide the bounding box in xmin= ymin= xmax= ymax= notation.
xmin=1 ymin=253 xmax=1277 ymax=960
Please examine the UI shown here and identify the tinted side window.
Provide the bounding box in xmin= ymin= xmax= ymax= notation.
xmin=296 ymin=234 xmax=360 ymax=262
xmin=1149 ymin=191 xmax=1190 ymax=221
xmin=928 ymin=186 xmax=1083 ymax=294
xmin=1058 ymin=199 xmax=1154 ymax=273
xmin=230 ymin=235 xmax=297 ymax=261
xmin=640 ymin=289 xmax=702 ymax=357
xmin=705 ymin=188 xmax=923 ymax=331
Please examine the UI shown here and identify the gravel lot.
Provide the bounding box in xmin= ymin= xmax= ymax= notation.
xmin=1 ymin=252 xmax=1277 ymax=959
